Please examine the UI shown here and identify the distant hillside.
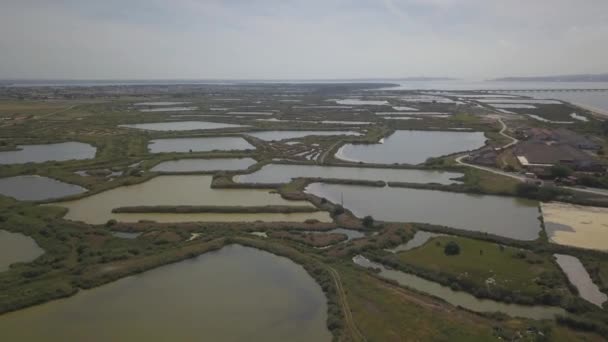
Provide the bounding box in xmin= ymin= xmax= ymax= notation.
xmin=490 ymin=74 xmax=608 ymax=82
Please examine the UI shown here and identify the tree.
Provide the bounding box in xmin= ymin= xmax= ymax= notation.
xmin=444 ymin=241 xmax=460 ymax=255
xmin=362 ymin=215 xmax=374 ymax=228
xmin=550 ymin=164 xmax=573 ymax=179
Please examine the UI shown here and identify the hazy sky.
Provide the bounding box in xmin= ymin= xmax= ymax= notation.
xmin=1 ymin=0 xmax=607 ymax=80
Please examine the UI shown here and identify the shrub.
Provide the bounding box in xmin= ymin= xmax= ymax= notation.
xmin=362 ymin=215 xmax=374 ymax=228
xmin=444 ymin=241 xmax=460 ymax=255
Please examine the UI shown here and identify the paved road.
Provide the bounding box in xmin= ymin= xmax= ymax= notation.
xmin=455 ymin=154 xmax=528 ymax=182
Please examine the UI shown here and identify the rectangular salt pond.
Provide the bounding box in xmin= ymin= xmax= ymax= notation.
xmin=0 ymin=175 xmax=86 ymax=201
xmin=120 ymin=121 xmax=247 ymax=131
xmin=477 ymin=99 xmax=562 ymax=105
xmin=335 ymin=130 xmax=486 ymax=165
xmin=488 ymin=104 xmax=537 ymax=109
xmin=246 ymin=131 xmax=361 ymax=141
xmin=306 ymin=183 xmax=541 ymax=240
xmin=148 ymin=137 xmax=255 ymax=153
xmin=151 ymin=158 xmax=257 ymax=172
xmin=0 ymin=142 xmax=96 ymax=165
xmin=226 ymin=111 xmax=273 ymax=115
xmin=56 ymin=175 xmax=331 ymax=224
xmin=134 ymin=102 xmax=191 ymax=106
xmin=139 ymin=107 xmax=198 ymax=112
xmin=335 ymin=99 xmax=389 ymax=106
xmin=235 ymin=164 xmax=463 ymax=185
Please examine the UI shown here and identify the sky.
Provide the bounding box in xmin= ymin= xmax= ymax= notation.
xmin=1 ymin=0 xmax=607 ymax=80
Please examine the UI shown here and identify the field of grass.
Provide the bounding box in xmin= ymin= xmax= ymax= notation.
xmin=461 ymin=167 xmax=520 ymax=195
xmin=335 ymin=263 xmax=602 ymax=341
xmin=391 ymin=235 xmax=571 ymax=304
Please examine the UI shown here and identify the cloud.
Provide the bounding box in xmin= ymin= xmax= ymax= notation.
xmin=0 ymin=0 xmax=606 ymax=79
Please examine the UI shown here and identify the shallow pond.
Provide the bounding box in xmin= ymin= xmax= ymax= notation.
xmin=0 ymin=175 xmax=86 ymax=201
xmin=235 ymin=164 xmax=462 ymax=185
xmin=386 ymin=231 xmax=443 ymax=253
xmin=554 ymin=254 xmax=607 ymax=307
xmin=56 ymin=175 xmax=331 ymax=224
xmin=353 ymin=255 xmax=564 ymax=319
xmin=246 ymin=131 xmax=361 ymax=141
xmin=148 ymin=137 xmax=254 ymax=153
xmin=335 ymin=130 xmax=486 ymax=165
xmin=306 ymin=183 xmax=541 ymax=240
xmin=0 ymin=230 xmax=44 ymax=272
xmin=111 ymin=231 xmax=142 ymax=239
xmin=134 ymin=102 xmax=191 ymax=106
xmin=0 ymin=245 xmax=332 ymax=342
xmin=120 ymin=121 xmax=247 ymax=131
xmin=307 ymin=228 xmax=365 ymax=243
xmin=139 ymin=107 xmax=198 ymax=112
xmin=151 ymin=158 xmax=257 ymax=172
xmin=335 ymin=99 xmax=389 ymax=106
xmin=0 ymin=142 xmax=96 ymax=165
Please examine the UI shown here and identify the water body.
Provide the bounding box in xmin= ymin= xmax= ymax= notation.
xmin=306 ymin=183 xmax=541 ymax=240
xmin=57 ymin=175 xmax=330 ymax=224
xmin=111 ymin=231 xmax=141 ymax=239
xmin=139 ymin=107 xmax=198 ymax=112
xmin=386 ymin=231 xmax=443 ymax=253
xmin=0 ymin=175 xmax=86 ymax=201
xmin=520 ymin=91 xmax=608 ymax=114
xmin=148 ymin=137 xmax=254 ymax=153
xmin=477 ymin=99 xmax=562 ymax=105
xmin=335 ymin=99 xmax=389 ymax=106
xmin=353 ymin=255 xmax=564 ymax=319
xmin=336 ymin=130 xmax=486 ymax=165
xmin=119 ymin=121 xmax=247 ymax=131
xmin=381 ymin=80 xmax=608 ymax=91
xmin=235 ymin=164 xmax=463 ymax=185
xmin=226 ymin=111 xmax=273 ymax=115
xmin=554 ymin=254 xmax=607 ymax=307
xmin=151 ymin=158 xmax=257 ymax=172
xmin=307 ymin=228 xmax=365 ymax=243
xmin=0 ymin=245 xmax=331 ymax=342
xmin=0 ymin=230 xmax=44 ymax=272
xmin=246 ymin=131 xmax=361 ymax=141
xmin=0 ymin=142 xmax=96 ymax=165
xmin=134 ymin=102 xmax=191 ymax=106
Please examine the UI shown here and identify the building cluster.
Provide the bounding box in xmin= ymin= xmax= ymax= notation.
xmin=513 ymin=128 xmax=604 ymax=175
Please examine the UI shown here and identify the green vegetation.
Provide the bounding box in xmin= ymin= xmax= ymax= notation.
xmin=379 ymin=236 xmax=573 ymax=306
xmin=1 ymin=85 xmax=607 ymax=340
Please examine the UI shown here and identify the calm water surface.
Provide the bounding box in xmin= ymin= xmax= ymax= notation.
xmin=0 ymin=142 xmax=96 ymax=165
xmin=0 ymin=175 xmax=86 ymax=201
xmin=386 ymin=231 xmax=443 ymax=253
xmin=0 ymin=230 xmax=44 ymax=272
xmin=148 ymin=137 xmax=254 ymax=153
xmin=0 ymin=245 xmax=331 ymax=342
xmin=139 ymin=107 xmax=198 ymax=112
xmin=246 ymin=131 xmax=361 ymax=141
xmin=336 ymin=130 xmax=486 ymax=165
xmin=306 ymin=183 xmax=541 ymax=240
xmin=57 ymin=175 xmax=330 ymax=224
xmin=554 ymin=254 xmax=607 ymax=307
xmin=120 ymin=121 xmax=247 ymax=131
xmin=235 ymin=164 xmax=462 ymax=185
xmin=353 ymin=255 xmax=564 ymax=319
xmin=151 ymin=158 xmax=257 ymax=172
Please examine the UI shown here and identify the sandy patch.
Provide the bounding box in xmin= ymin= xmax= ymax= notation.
xmin=543 ymin=202 xmax=608 ymax=251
